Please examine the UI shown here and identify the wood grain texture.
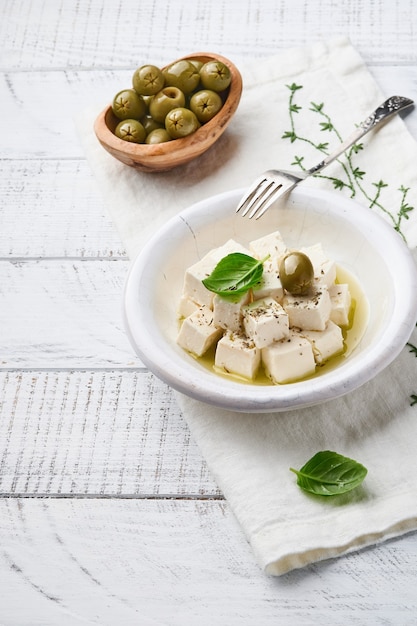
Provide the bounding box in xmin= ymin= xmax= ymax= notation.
xmin=1 ymin=0 xmax=417 ymax=70
xmin=0 ymin=499 xmax=416 ymax=626
xmin=0 ymin=371 xmax=219 ymax=496
xmin=0 ymin=160 xmax=125 ymax=259
xmin=0 ymin=259 xmax=140 ymax=368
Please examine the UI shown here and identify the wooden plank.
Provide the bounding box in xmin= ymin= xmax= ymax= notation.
xmin=0 ymin=159 xmax=126 ymax=259
xmin=1 ymin=0 xmax=417 ymax=71
xmin=0 ymin=371 xmax=220 ymax=496
xmin=0 ymin=69 xmax=124 ymax=159
xmin=1 ymin=65 xmax=416 ymax=160
xmin=0 ymin=259 xmax=142 ymax=368
xmin=0 ymin=498 xmax=416 ymax=625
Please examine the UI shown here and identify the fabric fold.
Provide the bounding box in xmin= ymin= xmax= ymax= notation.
xmin=175 ymin=334 xmax=417 ymax=575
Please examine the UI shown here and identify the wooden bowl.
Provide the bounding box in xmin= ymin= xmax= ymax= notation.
xmin=94 ymin=53 xmax=242 ymax=172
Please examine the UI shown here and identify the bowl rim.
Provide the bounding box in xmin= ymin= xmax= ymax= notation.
xmin=123 ymin=186 xmax=417 ymax=413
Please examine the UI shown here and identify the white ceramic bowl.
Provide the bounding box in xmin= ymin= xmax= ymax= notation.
xmin=123 ymin=187 xmax=417 ymax=413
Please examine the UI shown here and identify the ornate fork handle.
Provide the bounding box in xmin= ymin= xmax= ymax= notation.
xmin=308 ymin=96 xmax=414 ymax=175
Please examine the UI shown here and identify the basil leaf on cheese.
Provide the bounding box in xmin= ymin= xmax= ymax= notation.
xmin=202 ymin=252 xmax=269 ymax=297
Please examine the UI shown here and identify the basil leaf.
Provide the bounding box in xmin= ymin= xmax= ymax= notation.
xmin=290 ymin=450 xmax=367 ymax=496
xmin=202 ymin=252 xmax=268 ymax=296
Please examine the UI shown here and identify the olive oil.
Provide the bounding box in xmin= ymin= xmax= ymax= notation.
xmin=190 ymin=265 xmax=369 ymax=386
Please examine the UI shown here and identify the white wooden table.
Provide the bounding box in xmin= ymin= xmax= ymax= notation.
xmin=1 ymin=1 xmax=417 ymax=624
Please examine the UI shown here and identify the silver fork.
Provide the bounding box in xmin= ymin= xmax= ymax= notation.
xmin=236 ymin=95 xmax=414 ymax=219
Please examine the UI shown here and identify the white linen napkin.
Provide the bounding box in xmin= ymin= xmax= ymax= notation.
xmin=76 ymin=36 xmax=417 ymax=575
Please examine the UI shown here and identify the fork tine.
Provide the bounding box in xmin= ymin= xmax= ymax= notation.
xmin=236 ymin=174 xmax=270 ymax=215
xmin=255 ymin=178 xmax=300 ymax=218
xmin=247 ymin=180 xmax=282 ymax=219
xmin=254 ymin=185 xmax=285 ymax=219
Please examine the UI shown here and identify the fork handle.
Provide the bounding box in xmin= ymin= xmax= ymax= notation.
xmin=307 ymin=95 xmax=414 ymax=175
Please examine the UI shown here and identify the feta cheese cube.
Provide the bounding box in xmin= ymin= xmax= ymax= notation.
xmin=213 ymin=291 xmax=250 ymax=332
xmin=209 ymin=239 xmax=251 ymax=263
xmin=249 ymin=231 xmax=287 ymax=267
xmin=243 ymin=297 xmax=289 ymax=349
xmin=176 ymin=306 xmax=222 ymax=357
xmin=182 ymin=255 xmax=218 ymax=308
xmin=329 ymin=283 xmax=351 ymax=326
xmin=262 ymin=330 xmax=316 ymax=384
xmin=182 ymin=239 xmax=251 ymax=308
xmin=301 ymin=243 xmax=336 ymax=287
xmin=252 ymin=269 xmax=284 ymax=302
xmin=283 ymin=286 xmax=331 ymax=331
xmin=296 ymin=321 xmax=344 ymax=364
xmin=215 ymin=331 xmax=261 ymax=380
xmin=178 ymin=296 xmax=200 ymax=319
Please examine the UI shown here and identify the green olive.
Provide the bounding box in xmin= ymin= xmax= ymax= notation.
xmin=188 ymin=59 xmax=204 ymax=72
xmin=162 ymin=60 xmax=201 ymax=94
xmin=199 ymin=60 xmax=231 ymax=92
xmin=145 ymin=128 xmax=172 ymax=144
xmin=132 ymin=64 xmax=165 ymax=96
xmin=141 ymin=115 xmax=163 ymax=134
xmin=279 ymin=252 xmax=314 ymax=295
xmin=149 ymin=87 xmax=186 ymax=123
xmin=189 ymin=89 xmax=223 ymax=122
xmin=112 ymin=89 xmax=147 ymax=120
xmin=110 ymin=56 xmax=234 ymax=143
xmin=165 ymin=107 xmax=200 ymax=138
xmin=114 ymin=119 xmax=146 ymax=143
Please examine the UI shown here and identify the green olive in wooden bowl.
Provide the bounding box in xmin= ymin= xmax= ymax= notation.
xmin=94 ymin=53 xmax=242 ymax=172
